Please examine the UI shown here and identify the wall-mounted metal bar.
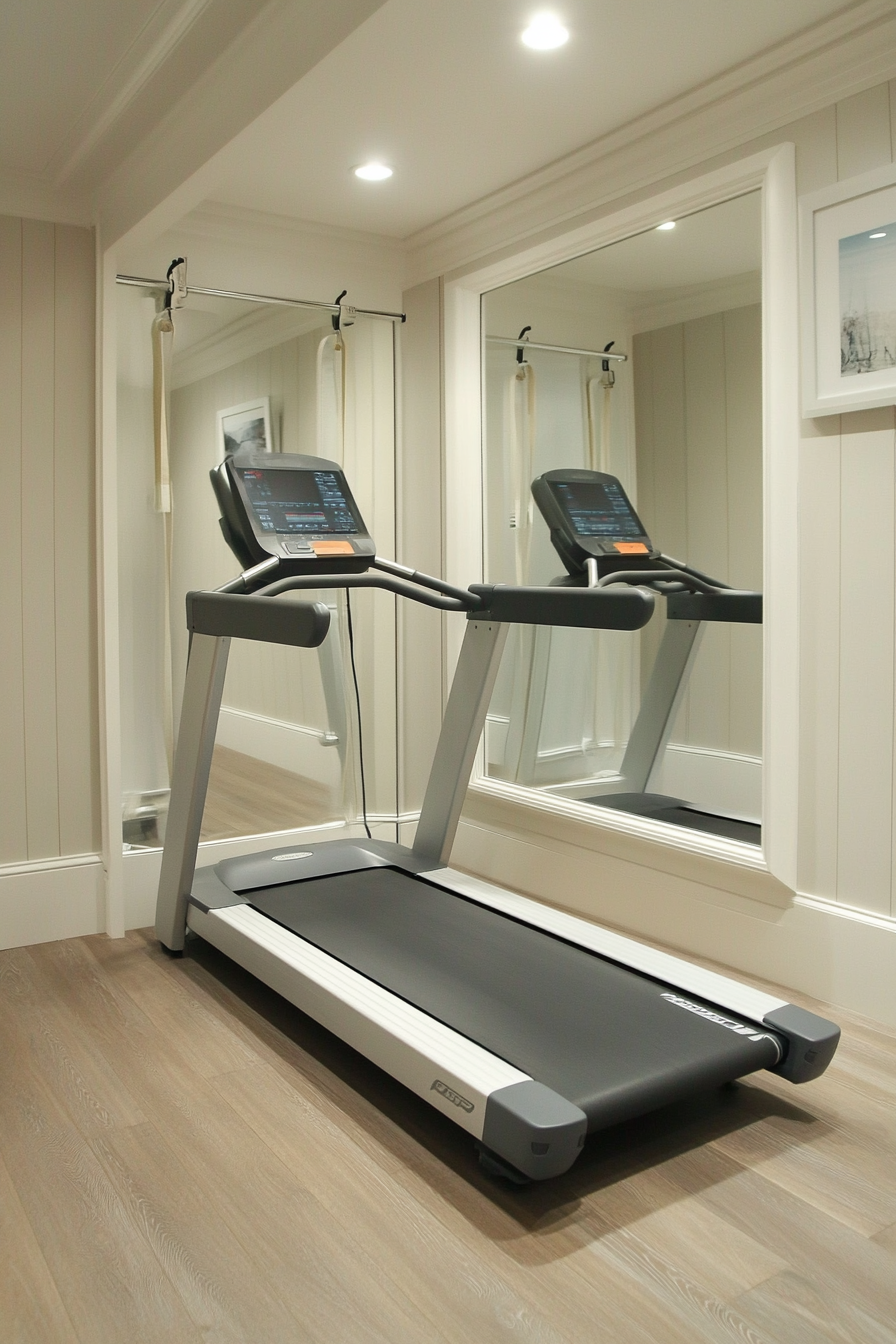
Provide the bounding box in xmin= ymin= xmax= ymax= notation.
xmin=115 ymin=274 xmax=406 ymax=323
xmin=486 ymin=335 xmax=627 ymax=360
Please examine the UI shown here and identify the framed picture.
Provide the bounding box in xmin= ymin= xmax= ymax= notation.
xmin=801 ymin=162 xmax=896 ymax=417
xmin=216 ymin=396 xmax=274 ymax=461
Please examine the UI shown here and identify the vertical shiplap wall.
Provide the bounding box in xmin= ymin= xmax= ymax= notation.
xmin=0 ymin=216 xmax=99 ymax=865
xmin=796 ymin=83 xmax=896 ymax=918
xmin=635 ymin=304 xmax=763 ymax=757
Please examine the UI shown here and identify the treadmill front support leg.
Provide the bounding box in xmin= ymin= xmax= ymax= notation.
xmin=155 ymin=633 xmax=231 ymax=951
xmin=589 ymin=618 xmax=704 ymax=797
xmin=413 ymin=620 xmax=508 ymax=866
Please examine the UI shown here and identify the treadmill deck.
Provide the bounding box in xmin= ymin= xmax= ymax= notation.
xmin=245 ymin=867 xmax=780 ymax=1131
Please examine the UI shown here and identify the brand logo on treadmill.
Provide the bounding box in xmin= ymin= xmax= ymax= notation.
xmin=660 ymin=993 xmax=778 ymax=1047
xmin=271 ymin=852 xmax=313 ymax=862
xmin=431 ymin=1080 xmax=475 ymax=1112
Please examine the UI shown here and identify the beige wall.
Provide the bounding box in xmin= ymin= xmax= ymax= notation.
xmin=0 ymin=216 xmax=99 ymax=866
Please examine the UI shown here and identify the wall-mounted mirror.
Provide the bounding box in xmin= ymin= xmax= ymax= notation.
xmin=116 ymin=284 xmax=396 ymax=851
xmin=481 ymin=191 xmax=763 ymax=849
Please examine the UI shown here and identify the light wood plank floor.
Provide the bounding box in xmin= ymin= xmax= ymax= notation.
xmin=199 ymin=745 xmax=338 ymax=842
xmin=1 ymin=923 xmax=894 ymax=1344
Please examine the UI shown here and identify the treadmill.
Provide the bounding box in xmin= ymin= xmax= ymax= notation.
xmin=532 ymin=468 xmax=763 ymax=845
xmin=155 ymin=451 xmax=839 ymax=1182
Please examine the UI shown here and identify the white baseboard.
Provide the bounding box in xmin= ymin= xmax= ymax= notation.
xmin=217 ymin=705 xmax=342 ymax=790
xmin=0 ymin=854 xmax=104 ymax=951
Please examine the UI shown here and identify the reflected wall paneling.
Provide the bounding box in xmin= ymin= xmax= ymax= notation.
xmin=0 ymin=216 xmax=98 ymax=867
xmin=634 ymin=306 xmax=762 ymax=763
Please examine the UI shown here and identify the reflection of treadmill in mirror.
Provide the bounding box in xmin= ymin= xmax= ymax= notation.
xmin=531 ymin=468 xmax=762 ymax=846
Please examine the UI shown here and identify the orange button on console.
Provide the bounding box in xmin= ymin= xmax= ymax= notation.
xmin=311 ymin=540 xmax=355 ymax=556
xmin=614 ymin=542 xmax=648 ymax=554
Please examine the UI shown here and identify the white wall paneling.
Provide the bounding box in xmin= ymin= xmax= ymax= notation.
xmin=0 ymin=216 xmax=100 ymax=887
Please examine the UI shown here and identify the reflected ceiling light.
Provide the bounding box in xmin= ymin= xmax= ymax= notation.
xmin=521 ymin=13 xmax=569 ymax=49
xmin=354 ymin=162 xmax=393 ymax=181
xmin=870 ymin=230 xmax=887 ymax=238
xmin=656 ymin=220 xmax=676 ymax=231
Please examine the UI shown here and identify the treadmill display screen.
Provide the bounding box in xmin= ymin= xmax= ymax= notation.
xmin=553 ymin=480 xmax=644 ymax=540
xmin=236 ymin=468 xmax=362 ymax=534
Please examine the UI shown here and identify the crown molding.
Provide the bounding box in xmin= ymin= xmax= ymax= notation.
xmin=53 ymin=0 xmax=215 ymax=185
xmin=96 ymin=0 xmax=384 ymax=251
xmin=179 ymin=200 xmax=405 ymax=268
xmin=405 ymin=0 xmax=896 ymax=285
xmin=0 ymin=169 xmax=93 ymax=227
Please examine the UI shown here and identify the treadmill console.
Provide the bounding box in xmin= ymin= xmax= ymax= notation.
xmin=531 ymin=468 xmax=659 ymax=577
xmin=212 ymin=452 xmax=375 ymax=574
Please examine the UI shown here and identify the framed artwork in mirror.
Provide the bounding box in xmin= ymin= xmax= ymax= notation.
xmin=801 ymin=162 xmax=896 ymax=417
xmin=217 ymin=396 xmax=274 ymax=461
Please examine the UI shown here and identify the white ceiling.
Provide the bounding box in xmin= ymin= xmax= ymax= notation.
xmin=0 ymin=0 xmax=876 ymax=246
xmin=200 ymin=0 xmax=854 ymax=238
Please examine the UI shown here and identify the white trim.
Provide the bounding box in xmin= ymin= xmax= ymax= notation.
xmin=794 ymin=892 xmax=896 ymax=932
xmin=468 ymin=778 xmax=768 ymax=872
xmin=0 ymin=852 xmax=101 ymax=879
xmin=0 ymin=856 xmax=105 ymax=950
xmin=443 ymin=146 xmax=799 ymax=889
xmin=430 ymin=866 xmax=787 ymax=1024
xmin=190 ymin=902 xmax=530 ymax=1137
xmin=98 ymin=242 xmax=126 ymax=938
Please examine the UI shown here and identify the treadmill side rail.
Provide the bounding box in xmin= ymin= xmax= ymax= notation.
xmin=189 ymin=901 xmax=589 ymax=1180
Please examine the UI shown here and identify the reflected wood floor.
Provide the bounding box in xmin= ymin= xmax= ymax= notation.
xmin=200 ymin=745 xmax=338 ymax=841
xmin=1 ymin=924 xmax=895 ymax=1343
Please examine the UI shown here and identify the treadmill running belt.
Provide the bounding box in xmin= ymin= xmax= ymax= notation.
xmin=248 ymin=868 xmax=780 ymax=1131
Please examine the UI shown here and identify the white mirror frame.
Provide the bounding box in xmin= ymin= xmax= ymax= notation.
xmin=442 ymin=143 xmax=799 ymax=890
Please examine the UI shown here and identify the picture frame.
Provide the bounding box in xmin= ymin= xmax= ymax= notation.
xmin=801 ymin=162 xmax=896 ymax=417
xmin=216 ymin=396 xmax=275 ymax=461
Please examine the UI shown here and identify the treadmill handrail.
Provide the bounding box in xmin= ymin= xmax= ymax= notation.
xmin=253 ymin=571 xmax=480 ymax=611
xmin=596 ymin=568 xmax=727 ymax=596
xmin=186 ymin=591 xmax=331 ymax=646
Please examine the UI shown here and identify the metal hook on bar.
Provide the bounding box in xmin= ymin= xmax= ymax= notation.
xmin=516 ymin=325 xmax=532 ymax=364
xmin=166 ymin=257 xmax=188 ymax=312
xmin=333 ymin=290 xmax=354 ymax=334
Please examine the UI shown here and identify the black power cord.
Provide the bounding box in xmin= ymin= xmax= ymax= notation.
xmin=344 ymin=591 xmax=371 ymax=839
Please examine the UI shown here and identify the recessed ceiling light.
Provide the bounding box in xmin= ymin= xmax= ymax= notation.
xmin=521 ymin=13 xmax=569 ymax=50
xmin=656 ymin=220 xmax=676 ymax=231
xmin=354 ymin=162 xmax=392 ymax=181
xmin=870 ymin=230 xmax=887 ymax=238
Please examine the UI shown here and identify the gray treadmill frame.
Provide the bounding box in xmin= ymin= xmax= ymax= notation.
xmin=153 ymin=571 xmax=838 ymax=1180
